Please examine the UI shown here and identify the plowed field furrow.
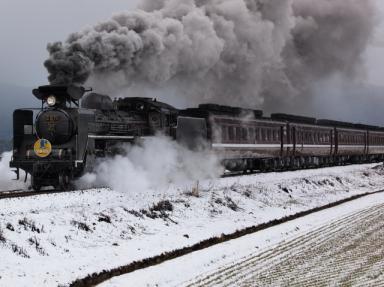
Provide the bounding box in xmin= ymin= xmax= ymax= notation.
xmin=184 ymin=205 xmax=381 ymax=287
xmin=226 ymin=208 xmax=384 ymax=286
xmin=184 ymin=203 xmax=384 ymax=287
xmin=249 ymin=219 xmax=384 ymax=287
xmin=204 ymin=205 xmax=379 ymax=285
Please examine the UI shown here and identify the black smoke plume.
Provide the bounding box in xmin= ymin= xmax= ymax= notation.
xmin=44 ymin=0 xmax=375 ymax=112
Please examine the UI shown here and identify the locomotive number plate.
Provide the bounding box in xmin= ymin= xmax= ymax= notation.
xmin=34 ymin=139 xmax=52 ymax=158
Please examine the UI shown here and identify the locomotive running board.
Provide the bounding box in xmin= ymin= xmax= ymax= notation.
xmin=88 ymin=135 xmax=153 ymax=140
xmin=88 ymin=135 xmax=135 ymax=140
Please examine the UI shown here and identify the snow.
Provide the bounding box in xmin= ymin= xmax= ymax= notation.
xmin=0 ymin=152 xmax=27 ymax=190
xmin=101 ymin=192 xmax=384 ymax=287
xmin=0 ymin=163 xmax=384 ymax=286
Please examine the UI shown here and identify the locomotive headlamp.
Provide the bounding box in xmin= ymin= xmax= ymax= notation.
xmin=47 ymin=95 xmax=56 ymax=107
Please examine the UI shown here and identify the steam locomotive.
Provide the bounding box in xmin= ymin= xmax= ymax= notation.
xmin=10 ymin=85 xmax=384 ymax=190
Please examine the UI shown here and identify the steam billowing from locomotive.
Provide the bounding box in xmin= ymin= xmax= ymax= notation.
xmin=44 ymin=0 xmax=375 ymax=111
xmin=77 ymin=135 xmax=222 ymax=193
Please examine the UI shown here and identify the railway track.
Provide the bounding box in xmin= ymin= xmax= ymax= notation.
xmin=0 ymin=188 xmax=81 ymax=200
xmin=69 ymin=189 xmax=384 ymax=287
xmin=1 ymin=162 xmax=381 ymax=200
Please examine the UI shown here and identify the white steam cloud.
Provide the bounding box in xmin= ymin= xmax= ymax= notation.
xmin=77 ymin=136 xmax=222 ymax=193
xmin=44 ymin=0 xmax=375 ymax=112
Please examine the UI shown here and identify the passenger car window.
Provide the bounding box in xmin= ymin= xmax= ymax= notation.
xmin=242 ymin=128 xmax=248 ymax=141
xmin=248 ymin=128 xmax=254 ymax=142
xmin=236 ymin=127 xmax=241 ymax=140
xmin=221 ymin=126 xmax=227 ymax=141
xmin=255 ymin=128 xmax=260 ymax=141
xmin=228 ymin=126 xmax=234 ymax=141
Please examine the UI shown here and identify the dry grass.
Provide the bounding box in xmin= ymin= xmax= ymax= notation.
xmin=6 ymin=223 xmax=14 ymax=231
xmin=71 ymin=220 xmax=92 ymax=232
xmin=11 ymin=243 xmax=29 ymax=258
xmin=28 ymin=236 xmax=47 ymax=256
xmin=0 ymin=227 xmax=5 ymax=243
xmin=18 ymin=217 xmax=43 ymax=233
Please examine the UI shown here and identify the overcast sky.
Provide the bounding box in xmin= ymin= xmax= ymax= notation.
xmin=0 ymin=0 xmax=383 ymax=88
xmin=0 ymin=0 xmax=140 ymax=87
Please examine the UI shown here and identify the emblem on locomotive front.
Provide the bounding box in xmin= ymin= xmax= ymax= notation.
xmin=45 ymin=114 xmax=59 ymax=132
xmin=33 ymin=139 xmax=52 ymax=158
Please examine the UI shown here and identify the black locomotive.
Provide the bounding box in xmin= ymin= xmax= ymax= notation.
xmin=10 ymin=85 xmax=384 ymax=190
xmin=10 ymin=85 xmax=204 ymax=190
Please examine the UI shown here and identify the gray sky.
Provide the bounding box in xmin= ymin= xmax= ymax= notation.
xmin=0 ymin=0 xmax=383 ymax=88
xmin=0 ymin=0 xmax=140 ymax=87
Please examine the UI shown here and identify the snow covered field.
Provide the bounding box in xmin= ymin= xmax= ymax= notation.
xmin=1 ymin=163 xmax=384 ymax=286
xmin=104 ymin=192 xmax=384 ymax=287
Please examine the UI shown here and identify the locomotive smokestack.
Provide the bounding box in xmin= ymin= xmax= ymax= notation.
xmin=44 ymin=0 xmax=375 ymax=111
